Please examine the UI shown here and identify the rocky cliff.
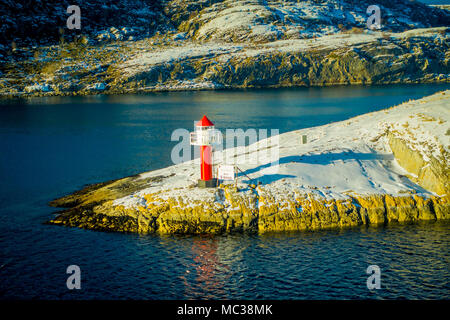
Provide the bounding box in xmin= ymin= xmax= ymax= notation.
xmin=50 ymin=183 xmax=449 ymax=234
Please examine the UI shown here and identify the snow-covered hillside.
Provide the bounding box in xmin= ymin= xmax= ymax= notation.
xmin=1 ymin=0 xmax=448 ymax=97
xmin=175 ymin=0 xmax=449 ymax=42
xmin=3 ymin=25 xmax=447 ymax=97
xmin=1 ymin=0 xmax=448 ymax=48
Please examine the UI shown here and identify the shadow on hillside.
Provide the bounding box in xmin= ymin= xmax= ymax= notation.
xmin=239 ymin=151 xmax=394 ymax=177
xmin=237 ymin=151 xmax=431 ymax=194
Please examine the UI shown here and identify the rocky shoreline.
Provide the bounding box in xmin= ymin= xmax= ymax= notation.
xmin=1 ymin=27 xmax=449 ymax=99
xmin=2 ymin=0 xmax=449 ymax=98
xmin=49 ymin=181 xmax=449 ymax=234
xmin=50 ymin=192 xmax=450 ymax=235
xmin=48 ymin=91 xmax=450 ymax=234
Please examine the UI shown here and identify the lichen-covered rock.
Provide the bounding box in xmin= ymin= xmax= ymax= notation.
xmin=388 ymin=133 xmax=449 ymax=196
xmin=432 ymin=195 xmax=450 ymax=220
xmin=48 ymin=182 xmax=450 ymax=234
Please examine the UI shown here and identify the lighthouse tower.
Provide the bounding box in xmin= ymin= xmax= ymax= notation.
xmin=190 ymin=115 xmax=219 ymax=188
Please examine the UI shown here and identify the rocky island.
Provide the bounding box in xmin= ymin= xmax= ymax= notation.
xmin=0 ymin=0 xmax=449 ymax=97
xmin=48 ymin=91 xmax=450 ymax=234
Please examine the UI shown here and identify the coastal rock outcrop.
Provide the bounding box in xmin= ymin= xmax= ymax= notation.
xmin=48 ymin=91 xmax=450 ymax=234
xmin=49 ymin=184 xmax=449 ymax=234
xmin=388 ymin=134 xmax=449 ymax=196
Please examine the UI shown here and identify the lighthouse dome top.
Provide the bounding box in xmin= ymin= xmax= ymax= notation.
xmin=196 ymin=115 xmax=214 ymax=127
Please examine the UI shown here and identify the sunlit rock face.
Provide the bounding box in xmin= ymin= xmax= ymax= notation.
xmin=49 ymin=185 xmax=450 ymax=234
xmin=48 ymin=91 xmax=450 ymax=234
xmin=388 ymin=134 xmax=449 ymax=196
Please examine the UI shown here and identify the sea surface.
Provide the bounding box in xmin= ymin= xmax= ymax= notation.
xmin=0 ymin=84 xmax=449 ymax=299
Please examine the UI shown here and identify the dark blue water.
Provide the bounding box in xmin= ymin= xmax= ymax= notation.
xmin=0 ymin=84 xmax=449 ymax=299
xmin=420 ymin=0 xmax=449 ymax=4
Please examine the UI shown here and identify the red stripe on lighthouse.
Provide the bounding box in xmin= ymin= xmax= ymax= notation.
xmin=200 ymin=145 xmax=212 ymax=181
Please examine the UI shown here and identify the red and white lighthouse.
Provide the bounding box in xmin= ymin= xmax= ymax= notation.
xmin=190 ymin=115 xmax=219 ymax=188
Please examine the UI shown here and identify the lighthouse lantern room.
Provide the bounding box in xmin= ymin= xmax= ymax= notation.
xmin=190 ymin=115 xmax=219 ymax=188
